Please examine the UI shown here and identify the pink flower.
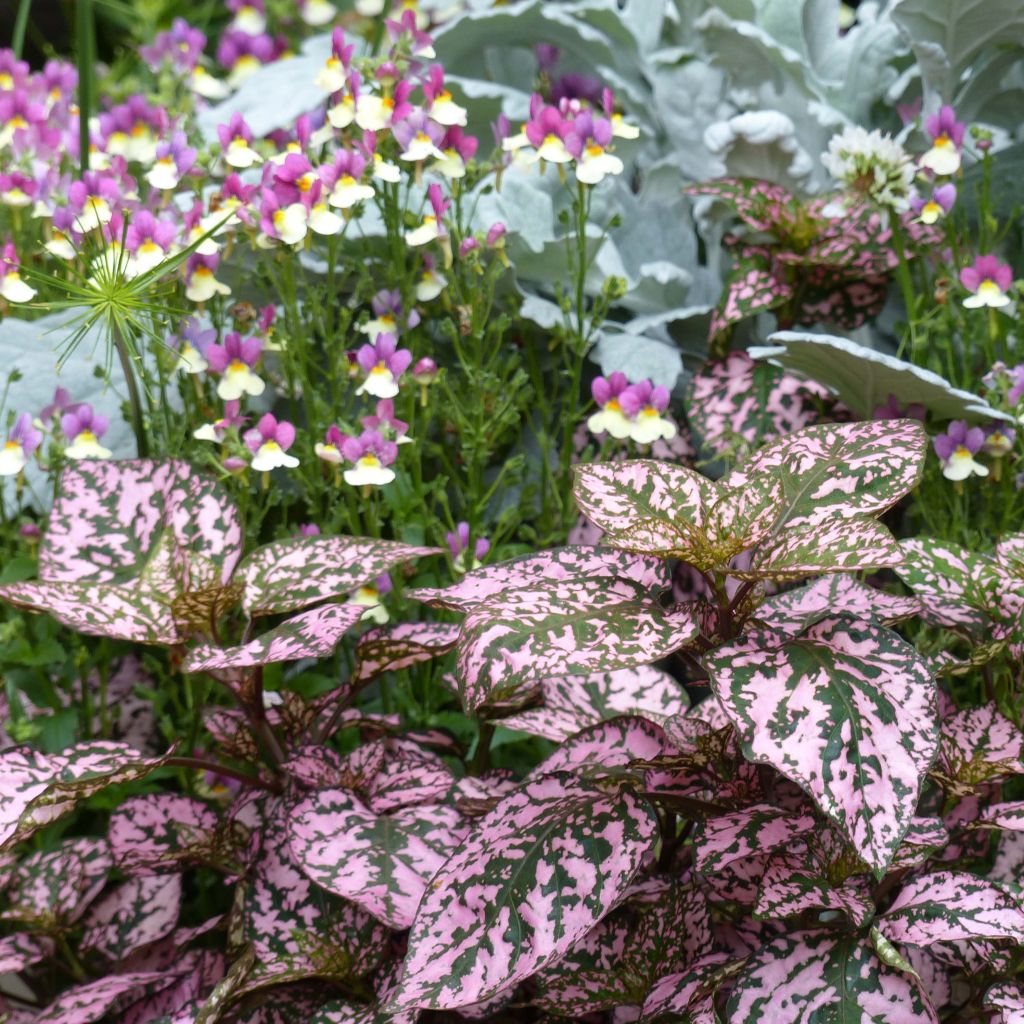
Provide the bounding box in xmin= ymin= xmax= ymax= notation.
xmin=960 ymin=255 xmax=1014 ymax=309
xmin=245 ymin=413 xmax=299 ymax=471
xmin=62 ymin=404 xmax=112 ymax=459
xmin=355 ymin=333 xmax=412 ymax=398
xmin=0 ymin=413 xmax=42 ymax=476
xmin=446 ymin=521 xmax=490 ymax=571
xmin=205 ymin=333 xmax=265 ymax=400
xmin=341 ymin=430 xmax=398 ymax=486
xmin=361 ymin=399 xmax=411 ymax=444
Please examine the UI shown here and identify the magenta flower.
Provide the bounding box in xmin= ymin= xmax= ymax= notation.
xmin=141 ymin=18 xmax=206 ymax=73
xmin=361 ymin=398 xmax=411 ymax=444
xmin=245 ymin=413 xmax=298 ymax=471
xmin=872 ymin=393 xmax=926 ymax=422
xmin=384 ymin=10 xmax=434 ymax=58
xmin=146 ymin=130 xmax=197 ymax=191
xmin=355 ymin=333 xmax=413 ymax=399
xmin=62 ymin=404 xmax=111 ymax=460
xmin=934 ymin=421 xmax=987 ymax=481
xmin=124 ymin=210 xmax=178 ymax=275
xmin=193 ymin=400 xmax=246 ymax=443
xmin=618 ymin=381 xmax=676 ymax=444
xmin=405 ymin=183 xmax=450 ymax=247
xmin=39 ymin=387 xmax=73 ymax=424
xmin=67 ymin=171 xmax=121 ymax=233
xmin=0 ymin=170 xmax=36 ymax=207
xmin=315 ymin=424 xmax=348 ymax=464
xmin=341 ymin=430 xmax=398 ymax=487
xmin=185 ymin=252 xmax=231 ymax=303
xmin=297 ymin=523 xmax=321 ymax=538
xmin=563 ymin=110 xmax=621 ymax=184
xmin=0 ymin=413 xmax=42 ymax=476
xmin=393 ymin=110 xmax=446 ymax=163
xmin=921 ymin=105 xmax=965 ymax=176
xmin=446 ymin=521 xmax=490 ymax=571
xmin=960 ymin=255 xmax=1014 ymax=309
xmin=524 ymin=105 xmax=570 ymax=163
xmin=587 ymin=372 xmax=632 ymax=439
xmin=216 ymin=30 xmax=281 ymax=87
xmin=205 ymin=332 xmax=265 ymax=400
xmin=909 ymin=183 xmax=956 ymax=225
xmin=218 ymin=112 xmax=261 ymax=169
xmin=0 ymin=240 xmax=34 ymax=303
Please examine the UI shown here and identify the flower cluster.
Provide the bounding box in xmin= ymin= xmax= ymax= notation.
xmin=586 ymin=372 xmax=677 ymax=445
xmin=933 ymin=419 xmax=1015 ymax=482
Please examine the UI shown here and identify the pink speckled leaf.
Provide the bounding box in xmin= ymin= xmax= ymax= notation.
xmin=757 ymin=574 xmax=920 ymax=635
xmin=692 ymin=804 xmax=816 ymax=875
xmin=4 ymin=837 xmax=111 ymax=927
xmin=40 ymin=459 xmax=242 ymax=587
xmin=81 ymin=874 xmax=181 ymax=960
xmin=986 ymin=981 xmax=1024 ymax=1023
xmin=686 ymin=351 xmax=834 ymax=464
xmin=387 ymin=774 xmax=658 ymax=1011
xmin=895 ymin=538 xmax=1008 ymax=635
xmin=33 ymin=971 xmax=174 ymax=1024
xmin=726 ymin=931 xmax=935 ymax=1023
xmin=977 ymin=802 xmax=1024 ymax=831
xmin=108 ymin=794 xmax=220 ymax=873
xmin=705 ymin=616 xmax=939 ymax=875
xmin=501 ymin=666 xmax=689 ymax=741
xmin=456 ymin=580 xmax=700 ymax=713
xmin=365 ymin=739 xmax=455 ymax=814
xmin=640 ymin=953 xmax=740 ymax=1024
xmin=936 ymin=702 xmax=1024 ymax=790
xmin=737 ymin=518 xmax=904 ymax=581
xmin=185 ymin=602 xmax=365 ymax=671
xmin=239 ymin=537 xmax=441 ymax=616
xmin=881 ymin=871 xmax=1024 ymax=946
xmin=0 ymin=932 xmax=53 ymax=972
xmin=353 ymin=623 xmax=460 ymax=684
xmin=726 ymin=420 xmax=927 ymax=529
xmin=288 ymin=788 xmax=449 ymax=929
xmin=528 ymin=716 xmax=671 ymax=780
xmin=890 ymin=818 xmax=949 ymax=871
xmin=755 ymin=857 xmax=874 ymax=927
xmin=0 ymin=742 xmax=170 ymax=852
xmin=684 ymin=178 xmax=800 ymax=232
xmin=409 ymin=546 xmax=670 ymax=612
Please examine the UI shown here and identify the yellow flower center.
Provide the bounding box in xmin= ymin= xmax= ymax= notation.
xmin=227 ymin=359 xmax=247 ymax=372
xmin=298 ymin=173 xmax=316 ymax=192
xmin=340 ymin=174 xmax=356 ymax=186
xmin=586 ymin=143 xmax=604 ymax=157
xmin=4 ymin=440 xmax=20 ymax=451
xmin=954 ymin=445 xmax=971 ymax=458
xmin=77 ymin=430 xmax=96 ymax=443
xmin=8 ymin=115 xmax=27 ymax=130
xmin=934 ymin=133 xmax=951 ymax=148
xmin=358 ymin=454 xmax=381 ymax=468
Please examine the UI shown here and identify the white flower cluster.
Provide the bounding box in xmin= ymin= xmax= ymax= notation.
xmin=821 ymin=126 xmax=915 ymax=214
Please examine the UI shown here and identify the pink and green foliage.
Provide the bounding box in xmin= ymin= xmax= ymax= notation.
xmin=705 ymin=616 xmax=938 ymax=874
xmin=80 ymin=874 xmax=182 ymax=960
xmin=387 ymin=774 xmax=659 ymax=1010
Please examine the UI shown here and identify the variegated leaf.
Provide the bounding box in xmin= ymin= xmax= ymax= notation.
xmin=692 ymin=804 xmax=816 ymax=876
xmin=737 ymin=518 xmax=904 ymax=581
xmin=33 ymin=971 xmax=174 ymax=1024
xmin=108 ymin=794 xmax=221 ymax=873
xmin=408 ymin=547 xmax=670 ymax=612
xmin=4 ymin=837 xmax=111 ymax=927
xmin=81 ymin=874 xmax=182 ymax=960
xmin=705 ymin=616 xmax=939 ymax=875
xmin=40 ymin=459 xmax=242 ymax=588
xmin=456 ymin=580 xmax=700 ymax=713
xmin=725 ymin=420 xmax=927 ymax=529
xmin=185 ymin=602 xmax=365 ymax=671
xmin=353 ymin=623 xmax=460 ymax=684
xmin=890 ymin=819 xmax=949 ymax=871
xmin=288 ymin=788 xmax=449 ymax=930
xmin=727 ymin=931 xmax=936 ymax=1023
xmin=756 ymin=574 xmax=920 ymax=635
xmin=528 ymin=716 xmax=671 ymax=780
xmin=937 ymin=702 xmax=1024 ymax=790
xmin=640 ymin=953 xmax=741 ymax=1024
xmin=0 ymin=932 xmax=53 ymax=972
xmin=881 ymin=871 xmax=1024 ymax=946
xmin=985 ymin=981 xmax=1024 ymax=1023
xmin=0 ymin=742 xmax=170 ymax=852
xmin=977 ymin=802 xmax=1024 ymax=831
xmin=238 ymin=537 xmax=440 ymax=616
xmin=755 ymin=857 xmax=874 ymax=927
xmin=501 ymin=667 xmax=689 ymax=741
xmin=387 ymin=774 xmax=658 ymax=1011
xmin=366 ymin=739 xmax=455 ymax=814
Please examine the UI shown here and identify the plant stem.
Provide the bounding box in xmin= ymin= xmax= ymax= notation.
xmin=112 ymin=323 xmax=149 ymax=457
xmin=76 ymin=0 xmax=94 ymax=180
xmin=12 ymin=0 xmax=32 ymax=57
xmin=166 ymin=756 xmax=280 ymax=792
xmin=889 ymin=219 xmax=919 ymax=355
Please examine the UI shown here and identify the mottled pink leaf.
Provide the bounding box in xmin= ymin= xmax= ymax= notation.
xmin=977 ymin=802 xmax=1024 ymax=831
xmin=937 ymin=701 xmax=1024 ymax=789
xmin=289 ymin=788 xmax=449 ymax=929
xmin=387 ymin=775 xmax=658 ymax=1011
xmin=640 ymin=953 xmax=739 ymax=1024
xmin=881 ymin=871 xmax=1024 ymax=946
xmin=363 ymin=738 xmax=455 ymax=814
xmin=985 ymin=981 xmax=1024 ymax=1023
xmin=81 ymin=874 xmax=181 ymax=960
xmin=727 ymin=931 xmax=936 ymax=1022
xmin=456 ymin=580 xmax=700 ymax=714
xmin=108 ymin=793 xmax=220 ymax=873
xmin=755 ymin=852 xmax=874 ymax=926
xmin=725 ymin=419 xmax=927 ymax=528
xmin=119 ymin=949 xmax=224 ymax=1024
xmin=239 ymin=537 xmax=440 ymax=616
xmin=186 ymin=602 xmax=365 ymax=671
xmin=692 ymin=804 xmax=816 ymax=875
xmin=409 ymin=546 xmax=670 ymax=612
xmin=756 ymin=574 xmax=920 ymax=635
xmin=890 ymin=818 xmax=949 ymax=871
xmin=4 ymin=837 xmax=111 ymax=927
xmin=705 ymin=616 xmax=939 ymax=874
xmin=0 ymin=932 xmax=53 ymax=972
xmin=33 ymin=971 xmax=174 ymax=1024
xmin=501 ymin=666 xmax=689 ymax=741
xmin=353 ymin=623 xmax=460 ymax=684
xmin=528 ymin=716 xmax=671 ymax=779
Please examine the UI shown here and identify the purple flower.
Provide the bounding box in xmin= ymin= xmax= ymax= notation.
xmin=983 ymin=424 xmax=1016 ymax=458
xmin=446 ymin=521 xmax=490 ymax=570
xmin=341 ymin=430 xmax=398 ymax=487
xmin=909 ymin=183 xmax=956 ymax=225
xmin=360 ymin=288 xmax=420 ymax=338
xmin=62 ymin=404 xmax=112 ymax=460
xmin=920 ymin=106 xmax=966 ymax=176
xmin=245 ymin=413 xmax=299 ymax=471
xmin=146 ymin=130 xmax=197 ymax=191
xmin=872 ymin=393 xmax=926 ymax=422
xmin=934 ymin=421 xmax=987 ymax=481
xmin=141 ymin=18 xmax=206 ymax=73
xmin=1008 ymin=365 xmax=1024 ymax=407
xmin=39 ymin=387 xmax=73 ymax=424
xmin=297 ymin=523 xmax=321 ymax=537
xmin=524 ymin=105 xmax=569 ymax=163
xmin=355 ymin=333 xmax=413 ymax=399
xmin=960 ymin=255 xmax=1014 ymax=309
xmin=361 ymin=398 xmax=410 ymax=444
xmin=315 ymin=424 xmax=348 ymax=464
xmin=0 ymin=413 xmax=42 ymax=476
xmin=205 ymin=332 xmax=265 ymax=401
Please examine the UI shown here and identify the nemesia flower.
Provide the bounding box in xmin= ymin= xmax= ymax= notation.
xmin=124 ymin=210 xmax=177 ymax=277
xmin=405 ymin=183 xmax=449 ymax=247
xmin=447 ymin=521 xmax=490 ymax=573
xmin=98 ymin=95 xmax=166 ymax=163
xmin=39 ymin=387 xmax=73 ymax=424
xmin=315 ymin=29 xmax=353 ymax=93
xmin=218 ymin=113 xmax=262 ymax=169
xmin=412 ymin=356 xmax=438 ymax=404
xmin=321 ymin=150 xmax=374 ymax=209
xmin=141 ymin=18 xmax=206 ymax=73
xmin=524 ymin=105 xmax=570 ymax=164
xmin=394 ymin=111 xmax=446 ymax=163
xmin=362 ymin=398 xmax=412 ymax=444
xmin=458 ymin=237 xmax=480 ymax=258
xmin=217 ymin=30 xmax=280 ymax=88
xmin=934 ymin=421 xmax=988 ymax=481
xmin=205 ymin=332 xmax=265 ymax=400
xmin=355 ymin=333 xmax=413 ymax=399
xmin=423 ymin=66 xmax=467 ymax=127
xmin=62 ymin=405 xmax=112 ymax=460
xmin=257 ymin=190 xmax=307 ymax=246
xmin=920 ymin=105 xmax=966 ymax=177
xmin=360 ymin=289 xmax=420 ymax=337
xmin=0 ymin=52 xmax=29 ymax=93
xmin=432 ymin=126 xmax=477 ymax=179
xmin=185 ymin=253 xmax=231 ymax=302
xmin=821 ymin=125 xmax=915 ymax=214
xmin=415 ymin=255 xmax=447 ymax=301
xmin=872 ymin=393 xmax=925 ymax=421
xmin=602 ymin=88 xmax=640 ymax=140
xmin=0 ymin=413 xmax=41 ymax=476
xmin=984 ymin=424 xmax=1015 ymax=458
xmin=0 ymin=90 xmax=45 ymax=148
xmin=297 ymin=522 xmax=322 ymax=537
xmin=910 ymin=183 xmax=956 ymax=225
xmin=486 ymin=222 xmax=506 ymax=247
xmin=1007 ymin=365 xmax=1024 ymax=408
xmin=384 ymin=10 xmax=435 ymax=59
xmin=350 ymin=573 xmax=392 ymax=623
xmin=960 ymin=255 xmax=1014 ymax=309
xmin=67 ymin=172 xmax=120 ymax=233
xmin=0 ymin=171 xmax=35 ymax=207
xmin=227 ymin=0 xmax=267 ymax=36
xmin=341 ymin=430 xmax=398 ymax=486
xmin=193 ymin=400 xmax=245 ymax=442
xmin=174 ymin=318 xmax=217 ymax=374
xmin=619 ymin=381 xmax=677 ymax=444
xmin=587 ymin=373 xmax=633 ymax=439
xmin=245 ymin=413 xmax=299 ymax=471
xmin=355 ymin=79 xmax=412 ymax=134
xmin=0 ymin=242 xmax=35 ymax=303
xmin=44 ymin=208 xmax=78 ymax=260
xmin=327 ymin=70 xmax=360 ymax=129
xmin=315 ymin=424 xmax=347 ymax=464
xmin=190 ymin=64 xmax=231 ymax=100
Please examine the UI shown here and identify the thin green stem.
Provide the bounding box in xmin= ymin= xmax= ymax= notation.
xmin=77 ymin=0 xmax=95 ymax=180
xmin=12 ymin=0 xmax=32 ymax=57
xmin=112 ymin=323 xmax=149 ymax=457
